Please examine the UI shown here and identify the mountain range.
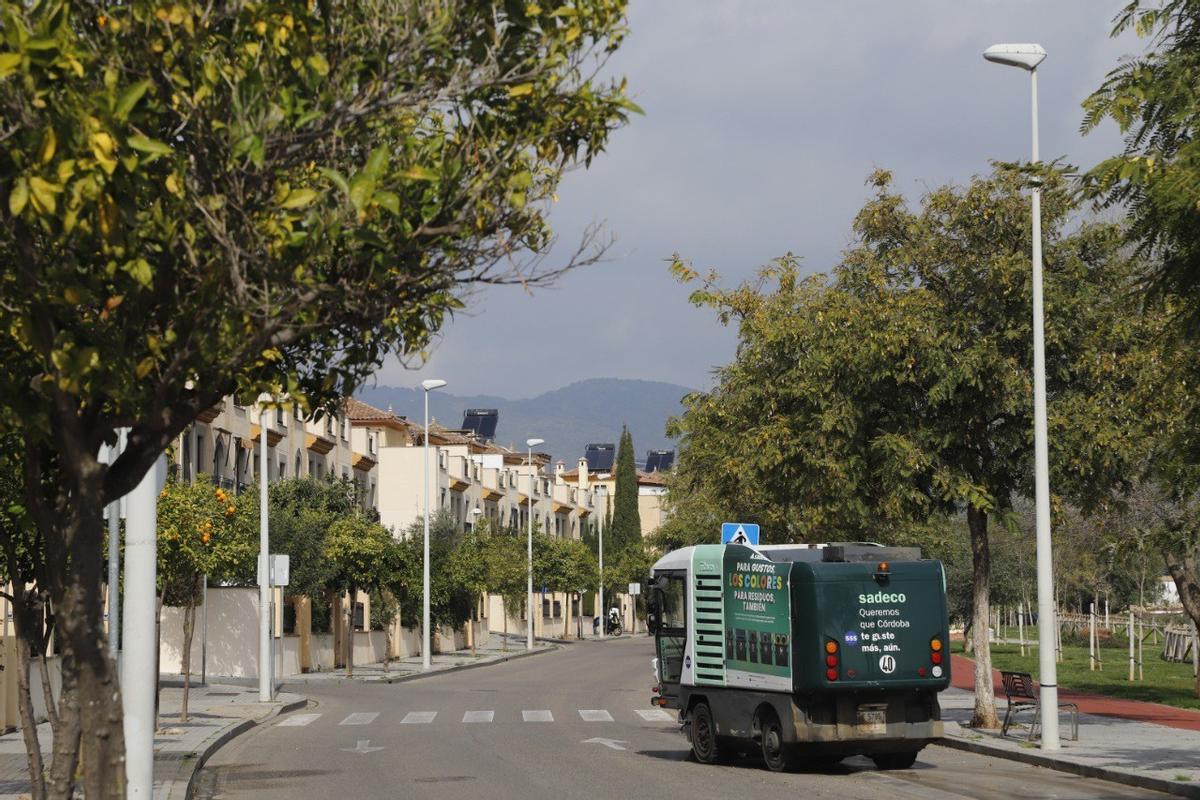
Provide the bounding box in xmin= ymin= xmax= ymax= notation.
xmin=355 ymin=378 xmax=696 ymax=466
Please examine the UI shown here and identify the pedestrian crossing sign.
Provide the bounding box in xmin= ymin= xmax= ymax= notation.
xmin=721 ymin=522 xmax=760 ymax=546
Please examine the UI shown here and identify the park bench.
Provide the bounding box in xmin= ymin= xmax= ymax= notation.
xmin=999 ymin=670 xmax=1079 ymax=741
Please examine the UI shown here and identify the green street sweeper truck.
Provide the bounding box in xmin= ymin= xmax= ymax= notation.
xmin=646 ymin=542 xmax=950 ymax=772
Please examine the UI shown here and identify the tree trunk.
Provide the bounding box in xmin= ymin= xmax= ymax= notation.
xmin=181 ymin=600 xmax=196 ymax=723
xmin=11 ymin=595 xmax=47 ymax=800
xmin=345 ymin=589 xmax=355 ymax=678
xmin=1165 ymin=560 xmax=1200 ymax=697
xmin=563 ymin=594 xmax=570 ymax=640
xmin=45 ymin=504 xmax=125 ymax=799
xmin=967 ymin=505 xmax=999 ymax=728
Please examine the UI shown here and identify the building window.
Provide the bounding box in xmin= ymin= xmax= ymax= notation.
xmin=325 ymin=416 xmax=334 ymax=436
xmin=182 ymin=432 xmax=192 ymax=482
xmin=295 ymin=451 xmax=302 ymax=477
xmin=368 ymin=432 xmax=377 ymax=455
xmin=195 ymin=435 xmax=204 ymax=482
xmin=342 ymin=466 xmax=349 ymax=480
xmin=276 ymin=407 xmax=287 ymax=429
xmin=279 ymin=460 xmax=286 ymax=479
xmin=340 ymin=416 xmax=349 ymax=440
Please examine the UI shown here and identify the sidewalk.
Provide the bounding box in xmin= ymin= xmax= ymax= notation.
xmin=939 ymin=653 xmax=1200 ymax=798
xmin=281 ymin=632 xmax=559 ymax=685
xmin=0 ymin=683 xmax=304 ymax=800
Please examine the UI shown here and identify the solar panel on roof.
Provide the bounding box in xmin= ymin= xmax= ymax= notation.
xmin=461 ymin=409 xmax=499 ymax=441
xmin=584 ymin=443 xmax=615 ymax=472
xmin=645 ymin=449 xmax=675 ymax=472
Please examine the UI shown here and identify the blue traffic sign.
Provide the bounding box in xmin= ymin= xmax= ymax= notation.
xmin=721 ymin=522 xmax=760 ymax=545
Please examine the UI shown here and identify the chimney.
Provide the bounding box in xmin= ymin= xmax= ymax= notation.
xmin=577 ymin=458 xmax=589 ymax=491
xmin=554 ymin=460 xmax=566 ymax=485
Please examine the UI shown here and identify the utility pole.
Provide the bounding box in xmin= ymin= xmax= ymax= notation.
xmin=122 ymin=455 xmax=164 ymax=798
xmin=258 ymin=396 xmax=272 ymax=702
xmin=106 ymin=427 xmax=126 ymax=656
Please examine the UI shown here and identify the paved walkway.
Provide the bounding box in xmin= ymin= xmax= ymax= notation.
xmin=0 ymin=683 xmax=304 ymax=800
xmin=943 ymin=653 xmax=1200 ymax=797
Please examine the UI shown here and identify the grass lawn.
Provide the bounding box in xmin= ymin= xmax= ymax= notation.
xmin=955 ymin=639 xmax=1200 ymax=711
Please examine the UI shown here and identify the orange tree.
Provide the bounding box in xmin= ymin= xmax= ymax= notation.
xmin=156 ymin=477 xmax=255 ymax=721
xmin=0 ymin=1 xmax=633 ymax=794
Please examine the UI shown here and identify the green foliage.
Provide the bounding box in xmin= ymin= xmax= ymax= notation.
xmin=394 ymin=510 xmax=473 ymax=628
xmin=157 ymin=477 xmax=255 ymax=606
xmin=324 ymin=514 xmax=395 ymax=596
xmin=0 ymin=1 xmax=636 ymax=478
xmin=1082 ymin=0 xmax=1200 ymax=335
xmin=610 ymin=425 xmax=641 ymax=554
xmin=263 ymin=476 xmax=358 ymax=600
xmin=668 ymin=167 xmax=1155 ymax=542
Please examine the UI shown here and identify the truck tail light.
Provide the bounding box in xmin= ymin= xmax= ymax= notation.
xmin=825 ymin=639 xmax=838 ymax=681
xmin=930 ymin=637 xmax=943 ymax=652
xmin=931 ymin=651 xmax=943 ymax=665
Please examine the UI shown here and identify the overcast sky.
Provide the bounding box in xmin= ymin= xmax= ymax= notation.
xmin=373 ymin=0 xmax=1139 ymax=399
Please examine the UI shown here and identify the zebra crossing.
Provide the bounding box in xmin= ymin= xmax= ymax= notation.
xmin=277 ymin=707 xmax=675 ymax=728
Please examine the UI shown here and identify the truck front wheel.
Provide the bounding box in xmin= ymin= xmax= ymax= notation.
xmin=689 ymin=703 xmax=722 ymax=764
xmin=871 ymin=751 xmax=919 ymax=770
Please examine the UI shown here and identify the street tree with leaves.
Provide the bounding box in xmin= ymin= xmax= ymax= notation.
xmin=324 ymin=514 xmax=396 ymax=677
xmin=156 ymin=477 xmax=255 ymax=720
xmin=668 ymin=167 xmax=1155 ymax=727
xmin=0 ymin=1 xmax=633 ymax=792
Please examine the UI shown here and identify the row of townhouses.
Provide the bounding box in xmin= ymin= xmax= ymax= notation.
xmin=158 ymin=395 xmax=670 ymax=679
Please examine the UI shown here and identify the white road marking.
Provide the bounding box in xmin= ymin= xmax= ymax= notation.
xmin=278 ymin=713 xmax=320 ymax=727
xmin=462 ymin=710 xmax=494 ymax=723
xmin=578 ymin=710 xmax=613 ymax=722
xmin=636 ymin=709 xmax=674 ymax=722
xmin=338 ymin=712 xmax=379 ymax=726
xmin=401 ymin=711 xmax=438 ymax=724
xmin=522 ymin=710 xmax=553 ymax=723
xmin=582 ymin=737 xmax=627 ymax=751
xmin=341 ymin=739 xmax=383 ymax=754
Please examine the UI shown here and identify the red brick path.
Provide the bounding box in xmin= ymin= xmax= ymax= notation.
xmin=950 ymin=653 xmax=1200 ymax=732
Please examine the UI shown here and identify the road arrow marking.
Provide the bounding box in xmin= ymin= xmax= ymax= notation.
xmin=341 ymin=739 xmax=383 ymax=755
xmin=582 ymin=737 xmax=628 ymax=751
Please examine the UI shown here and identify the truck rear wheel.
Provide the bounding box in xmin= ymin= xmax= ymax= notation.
xmin=871 ymin=751 xmax=919 ymax=770
xmin=760 ymin=711 xmax=790 ymax=772
xmin=689 ymin=703 xmax=722 ymax=764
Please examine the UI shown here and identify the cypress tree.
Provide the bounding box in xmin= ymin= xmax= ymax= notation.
xmin=610 ymin=426 xmax=642 ymax=555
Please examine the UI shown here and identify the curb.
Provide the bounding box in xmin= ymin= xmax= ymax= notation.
xmin=935 ymin=735 xmax=1200 ymax=799
xmin=181 ymin=697 xmax=307 ymax=800
xmin=276 ymin=645 xmax=561 ymax=687
xmin=378 ymin=644 xmax=560 ymax=684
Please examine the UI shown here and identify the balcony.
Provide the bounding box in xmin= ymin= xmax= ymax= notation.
xmin=196 ymin=401 xmax=224 ymax=424
xmin=305 ymin=432 xmax=335 ymax=456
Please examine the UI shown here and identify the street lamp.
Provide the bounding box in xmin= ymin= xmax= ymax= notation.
xmin=422 ymin=378 xmax=447 ymax=671
xmin=256 ymin=393 xmax=274 ymax=702
xmin=596 ymin=484 xmax=607 ymax=640
xmin=525 ymin=437 xmax=544 ymax=651
xmin=983 ymin=42 xmax=1059 ymax=750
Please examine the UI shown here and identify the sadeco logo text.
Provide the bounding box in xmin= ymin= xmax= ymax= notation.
xmin=858 ymin=591 xmax=907 ymax=604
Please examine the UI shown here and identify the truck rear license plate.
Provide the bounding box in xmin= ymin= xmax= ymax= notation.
xmin=856 ymin=707 xmax=886 ymax=735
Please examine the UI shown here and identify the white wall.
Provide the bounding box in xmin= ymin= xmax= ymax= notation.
xmin=160 ymin=587 xmax=261 ymax=679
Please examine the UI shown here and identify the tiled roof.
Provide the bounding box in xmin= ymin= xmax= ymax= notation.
xmin=343 ymin=397 xmax=395 ymax=421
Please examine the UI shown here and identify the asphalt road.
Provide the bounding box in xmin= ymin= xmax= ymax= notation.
xmin=196 ymin=636 xmax=1169 ymax=800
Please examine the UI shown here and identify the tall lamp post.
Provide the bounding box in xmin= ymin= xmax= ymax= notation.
xmin=596 ymin=484 xmax=607 ymax=640
xmin=257 ymin=394 xmax=273 ymax=703
xmin=983 ymin=42 xmax=1059 ymax=750
xmin=525 ymin=437 xmax=544 ymax=651
xmin=422 ymin=379 xmax=447 ymax=671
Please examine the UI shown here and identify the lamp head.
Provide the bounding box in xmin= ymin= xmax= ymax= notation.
xmin=421 ymin=379 xmax=447 ymax=392
xmin=471 ymin=507 xmax=482 ymax=517
xmin=983 ymin=43 xmax=1046 ymax=70
xmin=526 ymin=438 xmax=545 ymax=449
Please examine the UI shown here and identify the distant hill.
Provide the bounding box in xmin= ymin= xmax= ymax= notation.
xmin=356 ymin=378 xmax=695 ymax=466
